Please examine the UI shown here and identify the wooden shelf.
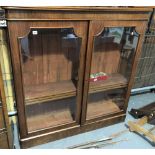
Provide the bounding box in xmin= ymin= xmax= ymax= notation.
xmin=87 ymin=92 xmax=123 ymax=120
xmin=27 ymin=108 xmax=74 ymax=132
xmin=89 ymin=73 xmax=127 ymax=94
xmin=25 ymin=80 xmax=76 ymax=105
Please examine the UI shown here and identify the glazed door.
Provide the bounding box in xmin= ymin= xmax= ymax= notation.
xmin=8 ymin=21 xmax=88 ymax=137
xmin=82 ymin=20 xmax=146 ymax=124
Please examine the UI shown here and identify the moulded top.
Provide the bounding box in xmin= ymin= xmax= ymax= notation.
xmin=2 ymin=6 xmax=153 ymax=12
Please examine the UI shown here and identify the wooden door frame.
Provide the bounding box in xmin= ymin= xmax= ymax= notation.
xmin=81 ymin=20 xmax=147 ymax=124
xmin=7 ymin=21 xmax=88 ymax=138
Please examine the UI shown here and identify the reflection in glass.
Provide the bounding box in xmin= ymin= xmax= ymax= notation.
xmin=92 ymin=27 xmax=138 ymax=78
xmin=87 ymin=27 xmax=139 ymax=120
xmin=19 ymin=28 xmax=81 ymax=132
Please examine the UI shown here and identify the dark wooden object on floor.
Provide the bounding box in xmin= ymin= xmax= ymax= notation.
xmin=3 ymin=6 xmax=152 ymax=148
xmin=0 ymin=63 xmax=13 ymax=149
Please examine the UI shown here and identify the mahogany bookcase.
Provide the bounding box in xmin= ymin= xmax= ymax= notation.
xmin=3 ymin=6 xmax=152 ymax=148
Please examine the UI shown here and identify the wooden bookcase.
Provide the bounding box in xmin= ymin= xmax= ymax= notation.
xmin=4 ymin=6 xmax=152 ymax=148
xmin=0 ymin=62 xmax=13 ymax=149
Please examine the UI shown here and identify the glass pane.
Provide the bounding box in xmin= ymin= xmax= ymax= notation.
xmin=87 ymin=89 xmax=126 ymax=119
xmin=19 ymin=28 xmax=81 ymax=132
xmin=87 ymin=27 xmax=139 ymax=120
xmin=26 ymin=97 xmax=76 ymax=131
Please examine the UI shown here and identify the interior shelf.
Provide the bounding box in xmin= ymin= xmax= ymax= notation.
xmin=25 ymin=80 xmax=76 ymax=105
xmin=87 ymin=99 xmax=122 ymax=120
xmin=26 ymin=96 xmax=76 ymax=132
xmin=27 ymin=108 xmax=74 ymax=132
xmin=89 ymin=73 xmax=127 ymax=94
xmin=87 ymin=91 xmax=124 ymax=120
